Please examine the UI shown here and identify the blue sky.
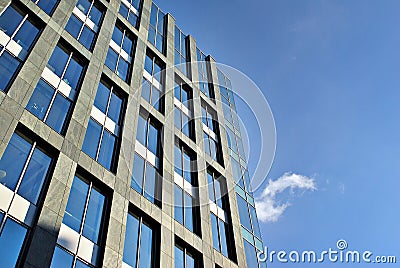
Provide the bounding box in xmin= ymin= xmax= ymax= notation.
xmin=160 ymin=0 xmax=400 ymax=267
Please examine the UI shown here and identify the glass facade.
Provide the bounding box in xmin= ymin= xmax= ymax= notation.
xmin=105 ymin=24 xmax=135 ymax=82
xmin=217 ymin=68 xmax=265 ymax=267
xmin=0 ymin=1 xmax=265 ymax=267
xmin=0 ymin=5 xmax=40 ymax=91
xmin=65 ymin=0 xmax=103 ymax=51
xmin=148 ymin=3 xmax=165 ymax=54
xmin=142 ymin=52 xmax=164 ymax=112
xmin=82 ymin=79 xmax=125 ymax=171
xmin=51 ymin=175 xmax=107 ymax=268
xmin=27 ymin=44 xmax=85 ymax=134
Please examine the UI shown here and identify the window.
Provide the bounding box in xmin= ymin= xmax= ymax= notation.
xmin=174 ymin=240 xmax=202 ymax=268
xmin=119 ymin=0 xmax=141 ymax=28
xmin=207 ymin=170 xmax=236 ymax=260
xmin=51 ymin=175 xmax=108 ymax=268
xmin=207 ymin=170 xmax=224 ymax=208
xmin=142 ymin=52 xmax=164 ymax=112
xmin=174 ymin=142 xmax=194 ymax=184
xmin=202 ymin=104 xmax=222 ymax=163
xmin=131 ymin=112 xmax=162 ymax=205
xmin=0 ymin=132 xmax=53 ymax=267
xmin=26 ymin=44 xmax=85 ymax=134
xmin=196 ymin=48 xmax=212 ymax=98
xmin=174 ymin=26 xmax=188 ymax=77
xmin=82 ymin=80 xmax=125 ymax=171
xmin=0 ymin=215 xmax=28 ymax=267
xmin=174 ymin=142 xmax=200 ymax=235
xmin=65 ymin=0 xmax=103 ymax=51
xmin=31 ymin=0 xmax=59 ymax=15
xmin=122 ymin=210 xmax=160 ymax=268
xmin=210 ymin=213 xmax=228 ymax=257
xmin=237 ymin=194 xmax=252 ymax=232
xmin=148 ymin=3 xmax=165 ymax=54
xmin=243 ymin=239 xmax=266 ymax=268
xmin=0 ymin=5 xmax=41 ymax=91
xmin=174 ymin=81 xmax=193 ymax=139
xmin=105 ymin=24 xmax=135 ymax=82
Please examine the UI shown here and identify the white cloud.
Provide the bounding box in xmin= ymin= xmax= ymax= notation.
xmin=255 ymin=172 xmax=317 ymax=223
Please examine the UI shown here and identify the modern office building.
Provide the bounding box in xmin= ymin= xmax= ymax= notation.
xmin=0 ymin=0 xmax=265 ymax=267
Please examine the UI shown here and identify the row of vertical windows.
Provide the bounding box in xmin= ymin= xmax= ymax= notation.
xmin=217 ymin=68 xmax=266 ymax=266
xmin=0 ymin=4 xmax=249 ymax=267
xmin=0 ymin=130 xmax=235 ymax=267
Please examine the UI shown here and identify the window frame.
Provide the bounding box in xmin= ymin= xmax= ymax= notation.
xmin=119 ymin=0 xmax=142 ymax=28
xmin=148 ymin=3 xmax=165 ymax=54
xmin=122 ymin=207 xmax=160 ymax=268
xmin=201 ymin=104 xmax=222 ymax=164
xmin=142 ymin=51 xmax=165 ymax=113
xmin=0 ymin=129 xmax=55 ymax=267
xmin=52 ymin=172 xmax=110 ymax=268
xmin=82 ymin=79 xmax=126 ymax=172
xmin=65 ymin=0 xmax=104 ymax=51
xmin=132 ymin=111 xmax=163 ymax=206
xmin=196 ymin=48 xmax=213 ymax=99
xmin=174 ymin=238 xmax=203 ymax=268
xmin=105 ymin=23 xmax=135 ymax=82
xmin=174 ymin=26 xmax=188 ymax=77
xmin=174 ymin=80 xmax=194 ymax=140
